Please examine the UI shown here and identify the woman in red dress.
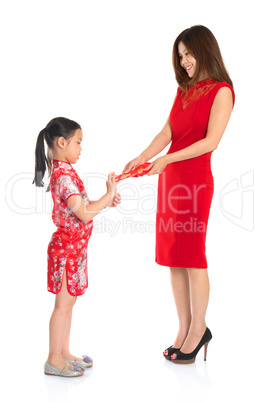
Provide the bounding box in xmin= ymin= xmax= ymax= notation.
xmin=123 ymin=25 xmax=234 ymax=363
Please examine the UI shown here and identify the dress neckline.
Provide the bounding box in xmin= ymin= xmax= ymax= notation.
xmin=180 ymin=78 xmax=217 ymax=110
xmin=51 ymin=159 xmax=73 ymax=171
xmin=192 ymin=78 xmax=215 ymax=88
xmin=52 ymin=159 xmax=71 ymax=164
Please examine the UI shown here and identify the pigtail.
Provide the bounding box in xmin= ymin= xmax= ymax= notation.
xmin=32 ymin=128 xmax=48 ymax=188
xmin=45 ymin=145 xmax=53 ymax=192
xmin=46 ymin=146 xmax=53 ymax=178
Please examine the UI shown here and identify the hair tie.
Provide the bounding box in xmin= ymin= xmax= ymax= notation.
xmin=44 ymin=127 xmax=49 ymax=134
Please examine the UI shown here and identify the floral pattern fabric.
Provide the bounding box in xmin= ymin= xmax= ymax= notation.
xmin=47 ymin=160 xmax=93 ymax=296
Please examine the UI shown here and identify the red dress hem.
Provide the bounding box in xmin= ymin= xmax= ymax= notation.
xmin=155 ymin=258 xmax=208 ymax=269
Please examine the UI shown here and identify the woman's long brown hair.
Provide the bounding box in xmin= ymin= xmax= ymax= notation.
xmin=173 ymin=25 xmax=233 ymax=91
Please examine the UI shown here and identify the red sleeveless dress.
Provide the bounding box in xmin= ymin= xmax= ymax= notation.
xmin=155 ymin=79 xmax=235 ymax=268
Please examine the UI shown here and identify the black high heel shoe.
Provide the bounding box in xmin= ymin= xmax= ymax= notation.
xmin=163 ymin=345 xmax=181 ymax=360
xmin=170 ymin=327 xmax=212 ymax=364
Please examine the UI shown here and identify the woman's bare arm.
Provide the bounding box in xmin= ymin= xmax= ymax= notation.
xmin=146 ymin=87 xmax=233 ymax=175
xmin=167 ymin=87 xmax=233 ymax=162
xmin=123 ymin=95 xmax=177 ymax=173
xmin=139 ymin=116 xmax=173 ymax=161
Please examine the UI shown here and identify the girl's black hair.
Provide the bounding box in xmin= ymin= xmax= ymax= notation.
xmin=32 ymin=117 xmax=81 ymax=191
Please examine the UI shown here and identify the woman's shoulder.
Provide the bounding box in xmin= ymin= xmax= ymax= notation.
xmin=209 ymin=80 xmax=235 ymax=107
xmin=176 ymin=78 xmax=235 ymax=109
xmin=212 ymin=80 xmax=234 ymax=91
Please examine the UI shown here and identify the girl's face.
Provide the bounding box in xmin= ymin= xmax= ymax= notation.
xmin=62 ymin=128 xmax=83 ymax=164
xmin=178 ymin=41 xmax=196 ymax=78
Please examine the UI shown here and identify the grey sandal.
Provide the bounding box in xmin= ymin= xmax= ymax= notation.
xmin=44 ymin=361 xmax=84 ymax=377
xmin=64 ymin=355 xmax=93 ymax=369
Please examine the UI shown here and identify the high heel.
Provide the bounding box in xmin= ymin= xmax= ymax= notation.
xmin=204 ymin=341 xmax=210 ymax=361
xmin=171 ymin=327 xmax=212 ymax=364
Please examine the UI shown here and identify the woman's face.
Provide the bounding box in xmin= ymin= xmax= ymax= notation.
xmin=178 ymin=41 xmax=196 ymax=78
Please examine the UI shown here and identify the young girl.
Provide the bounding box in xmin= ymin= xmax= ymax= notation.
xmin=33 ymin=117 xmax=121 ymax=377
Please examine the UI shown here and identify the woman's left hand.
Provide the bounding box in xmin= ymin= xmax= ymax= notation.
xmin=144 ymin=156 xmax=169 ymax=175
xmin=107 ymin=192 xmax=122 ymax=207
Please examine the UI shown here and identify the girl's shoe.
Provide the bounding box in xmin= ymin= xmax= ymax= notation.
xmin=170 ymin=327 xmax=212 ymax=364
xmin=64 ymin=355 xmax=93 ymax=369
xmin=44 ymin=361 xmax=85 ymax=377
xmin=163 ymin=346 xmax=180 ymax=360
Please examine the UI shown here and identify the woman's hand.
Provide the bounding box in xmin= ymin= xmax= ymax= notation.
xmin=144 ymin=156 xmax=169 ymax=175
xmin=122 ymin=155 xmax=147 ymax=173
xmin=107 ymin=192 xmax=121 ymax=208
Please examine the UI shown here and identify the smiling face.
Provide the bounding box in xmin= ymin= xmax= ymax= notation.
xmin=178 ymin=41 xmax=197 ymax=78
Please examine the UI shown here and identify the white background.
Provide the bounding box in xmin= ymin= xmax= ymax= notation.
xmin=1 ymin=1 xmax=258 ymax=401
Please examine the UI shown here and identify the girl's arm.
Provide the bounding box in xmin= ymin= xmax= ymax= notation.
xmin=146 ymin=87 xmax=233 ymax=175
xmin=122 ymin=96 xmax=177 ymax=173
xmin=89 ymin=193 xmax=121 ymax=208
xmin=67 ymin=173 xmax=118 ymax=222
xmin=67 ymin=193 xmax=110 ymax=222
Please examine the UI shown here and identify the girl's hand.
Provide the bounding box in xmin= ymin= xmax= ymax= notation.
xmin=107 ymin=192 xmax=121 ymax=208
xmin=122 ymin=155 xmax=147 ymax=174
xmin=145 ymin=156 xmax=169 ymax=175
xmin=106 ymin=172 xmax=117 ymax=199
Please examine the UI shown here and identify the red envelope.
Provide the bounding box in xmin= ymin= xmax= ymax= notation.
xmin=115 ymin=162 xmax=151 ymax=183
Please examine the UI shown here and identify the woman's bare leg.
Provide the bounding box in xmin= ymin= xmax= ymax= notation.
xmin=169 ymin=267 xmax=192 ymax=348
xmin=174 ymin=268 xmax=209 ymax=355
